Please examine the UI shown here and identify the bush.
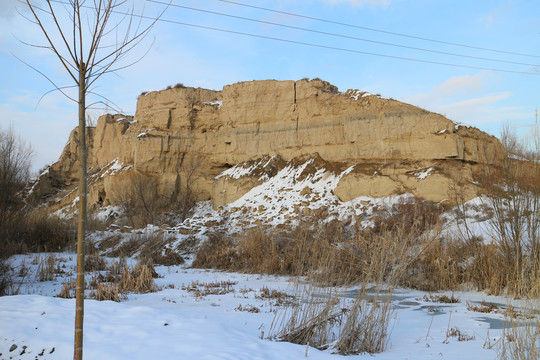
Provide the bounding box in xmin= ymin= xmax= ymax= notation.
xmin=476 ymin=126 xmax=540 ymax=297
xmin=112 ymin=165 xmax=199 ymax=228
xmin=193 ymin=203 xmax=436 ymax=288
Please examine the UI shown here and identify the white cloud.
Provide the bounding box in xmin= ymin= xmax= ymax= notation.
xmin=400 ymin=73 xmax=531 ymax=131
xmin=403 ymin=73 xmax=488 ymax=105
xmin=438 ymin=93 xmax=511 ymax=110
xmin=321 ymin=0 xmax=391 ymax=8
xmin=477 ymin=5 xmax=509 ymax=29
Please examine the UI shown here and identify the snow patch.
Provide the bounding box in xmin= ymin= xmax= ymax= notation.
xmin=137 ymin=128 xmax=156 ymax=140
xmin=414 ymin=167 xmax=435 ymax=180
xmin=203 ymin=100 xmax=223 ymax=109
xmin=0 ymin=252 xmax=514 ymax=360
xmin=101 ymin=158 xmax=132 ymax=178
xmin=347 ymin=89 xmax=371 ymax=100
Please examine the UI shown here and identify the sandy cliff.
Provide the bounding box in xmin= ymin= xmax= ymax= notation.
xmin=34 ymin=79 xmax=505 ymax=212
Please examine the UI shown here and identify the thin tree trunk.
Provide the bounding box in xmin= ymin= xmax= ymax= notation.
xmin=74 ymin=64 xmax=87 ymax=360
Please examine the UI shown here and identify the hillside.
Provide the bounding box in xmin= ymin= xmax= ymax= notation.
xmin=32 ymin=79 xmax=505 ymax=221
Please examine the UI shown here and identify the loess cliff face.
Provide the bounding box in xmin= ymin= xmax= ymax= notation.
xmin=34 ymin=79 xmax=506 ymax=212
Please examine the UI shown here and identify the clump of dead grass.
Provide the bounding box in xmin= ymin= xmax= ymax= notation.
xmin=56 ymin=278 xmax=76 ymax=298
xmin=104 ymin=231 xmax=184 ymax=266
xmin=445 ymin=327 xmax=476 ymax=342
xmin=56 ymin=258 xmax=161 ymax=302
xmin=498 ymin=304 xmax=539 ymax=360
xmin=182 ymin=280 xmax=237 ymax=297
xmin=37 ymin=254 xmax=65 ymax=282
xmin=421 ymin=294 xmax=460 ymax=304
xmin=256 ymin=286 xmax=296 ymax=306
xmin=235 ymin=304 xmax=261 ymax=313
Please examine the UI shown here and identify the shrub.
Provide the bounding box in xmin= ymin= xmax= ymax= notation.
xmin=476 ymin=126 xmax=540 ymax=297
xmin=58 ymin=258 xmax=161 ymax=301
xmin=112 ymin=164 xmax=200 ymax=228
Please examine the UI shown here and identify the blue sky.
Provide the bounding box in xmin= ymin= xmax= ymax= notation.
xmin=1 ymin=0 xmax=539 ymax=172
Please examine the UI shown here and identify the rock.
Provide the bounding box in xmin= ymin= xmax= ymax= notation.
xmin=35 ymin=79 xmax=506 ymax=212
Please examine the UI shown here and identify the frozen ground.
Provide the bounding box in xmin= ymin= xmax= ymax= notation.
xmin=0 ymin=253 xmax=527 ymax=360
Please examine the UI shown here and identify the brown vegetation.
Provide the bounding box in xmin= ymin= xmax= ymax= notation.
xmin=112 ymin=159 xmax=200 ymax=228
xmin=57 ymin=258 xmax=161 ymax=302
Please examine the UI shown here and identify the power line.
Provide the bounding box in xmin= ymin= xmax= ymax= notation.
xmin=216 ymin=0 xmax=540 ymax=59
xmin=48 ymin=0 xmax=540 ymax=75
xmin=147 ymin=0 xmax=537 ymax=67
xmin=148 ymin=18 xmax=539 ymax=75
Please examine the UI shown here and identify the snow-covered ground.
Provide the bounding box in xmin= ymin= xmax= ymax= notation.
xmin=0 ymin=253 xmax=529 ymax=360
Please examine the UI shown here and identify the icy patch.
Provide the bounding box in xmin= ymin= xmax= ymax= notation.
xmin=436 ymin=129 xmax=447 ymax=134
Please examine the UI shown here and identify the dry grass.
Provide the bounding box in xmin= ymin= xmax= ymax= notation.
xmin=37 ymin=254 xmax=65 ymax=282
xmin=476 ymin=127 xmax=540 ymax=298
xmin=56 ymin=258 xmax=160 ymax=302
xmin=467 ymin=300 xmax=532 ymax=320
xmin=117 ymin=259 xmax=160 ymax=294
xmin=270 ymin=284 xmax=395 ymax=355
xmin=235 ymin=304 xmax=261 ymax=313
xmin=270 ymin=287 xmax=345 ymax=350
xmin=467 ymin=300 xmax=500 ymax=314
xmin=446 ymin=327 xmax=476 ymax=342
xmin=1 ymin=209 xmax=75 ymax=255
xmin=193 ymin=200 xmax=439 ymax=288
xmin=56 ymin=278 xmax=76 ymax=298
xmin=266 ymin=204 xmax=419 ymax=355
xmin=106 ymin=232 xmax=184 ymax=266
xmin=421 ymin=294 xmax=460 ymax=304
xmin=497 ymin=296 xmax=539 ymax=360
xmin=256 ymin=286 xmax=296 ymax=307
xmin=182 ymin=280 xmax=237 ymax=297
xmin=90 ymin=282 xmax=123 ymax=302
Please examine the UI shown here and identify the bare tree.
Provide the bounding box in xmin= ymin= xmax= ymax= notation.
xmin=481 ymin=125 xmax=540 ymax=297
xmin=21 ymin=1 xmax=165 ymax=358
xmin=0 ymin=126 xmax=32 ymax=223
xmin=0 ymin=126 xmax=33 ymax=256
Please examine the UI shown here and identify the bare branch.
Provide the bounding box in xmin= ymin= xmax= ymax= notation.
xmin=12 ymin=54 xmax=78 ymax=104
xmin=46 ymin=0 xmax=79 ymax=64
xmin=36 ymin=85 xmax=79 ymax=109
xmin=86 ymin=91 xmax=122 ymax=112
xmin=24 ymin=0 xmax=78 ymax=84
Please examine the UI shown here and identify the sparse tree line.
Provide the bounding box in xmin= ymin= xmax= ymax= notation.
xmin=0 ymin=127 xmax=73 ymax=256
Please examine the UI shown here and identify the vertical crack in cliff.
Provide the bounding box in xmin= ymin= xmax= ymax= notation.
xmin=178 ymin=152 xmax=186 ymax=169
xmin=294 ymin=81 xmax=299 ymax=136
xmin=167 ymin=109 xmax=173 ymax=129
